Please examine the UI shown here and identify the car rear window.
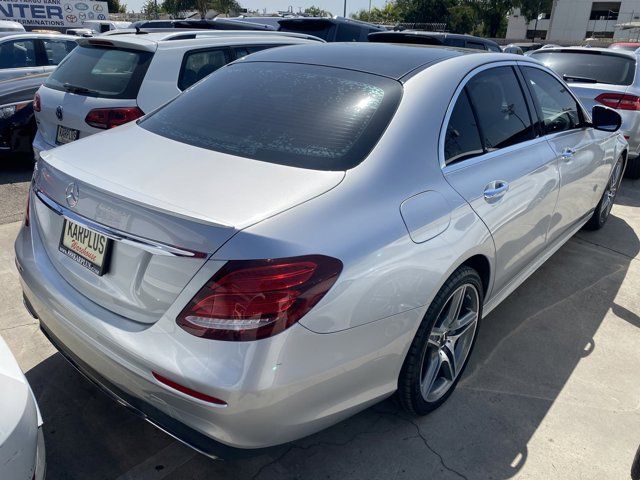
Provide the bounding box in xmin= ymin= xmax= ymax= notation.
xmin=141 ymin=62 xmax=402 ymax=171
xmin=531 ymin=51 xmax=636 ymax=85
xmin=278 ymin=20 xmax=335 ymax=41
xmin=44 ymin=45 xmax=153 ymax=99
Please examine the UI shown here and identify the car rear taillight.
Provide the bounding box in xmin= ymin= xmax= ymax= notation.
xmin=85 ymin=107 xmax=144 ymax=129
xmin=177 ymin=255 xmax=343 ymax=341
xmin=33 ymin=92 xmax=40 ymax=112
xmin=595 ymin=93 xmax=640 ymax=110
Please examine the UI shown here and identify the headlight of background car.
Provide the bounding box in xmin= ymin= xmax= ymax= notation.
xmin=0 ymin=101 xmax=30 ymax=120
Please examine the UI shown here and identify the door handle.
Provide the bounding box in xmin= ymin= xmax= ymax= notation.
xmin=483 ymin=180 xmax=509 ymax=202
xmin=560 ymin=148 xmax=576 ymax=161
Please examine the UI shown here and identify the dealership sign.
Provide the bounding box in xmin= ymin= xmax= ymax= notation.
xmin=0 ymin=0 xmax=109 ymax=28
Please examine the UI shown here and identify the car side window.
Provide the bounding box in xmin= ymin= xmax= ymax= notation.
xmin=466 ymin=41 xmax=487 ymax=50
xmin=234 ymin=45 xmax=272 ymax=59
xmin=521 ymin=66 xmax=582 ymax=135
xmin=178 ymin=48 xmax=231 ymax=90
xmin=0 ymin=40 xmax=37 ymax=69
xmin=446 ymin=38 xmax=466 ymax=48
xmin=336 ymin=24 xmax=362 ymax=41
xmin=42 ymin=39 xmax=76 ymax=65
xmin=465 ymin=66 xmax=535 ymax=151
xmin=444 ymin=90 xmax=484 ymax=164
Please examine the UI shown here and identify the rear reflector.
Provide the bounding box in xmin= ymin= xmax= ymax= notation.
xmin=177 ymin=255 xmax=343 ymax=341
xmin=152 ymin=372 xmax=227 ymax=405
xmin=595 ymin=93 xmax=640 ymax=111
xmin=85 ymin=107 xmax=144 ymax=129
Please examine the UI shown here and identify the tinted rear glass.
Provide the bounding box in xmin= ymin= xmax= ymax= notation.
xmin=44 ymin=46 xmax=153 ymax=99
xmin=141 ymin=62 xmax=402 ymax=171
xmin=531 ymin=51 xmax=636 ymax=85
xmin=278 ymin=20 xmax=334 ymax=40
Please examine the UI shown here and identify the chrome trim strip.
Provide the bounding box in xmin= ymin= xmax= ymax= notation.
xmin=34 ymin=188 xmax=208 ymax=258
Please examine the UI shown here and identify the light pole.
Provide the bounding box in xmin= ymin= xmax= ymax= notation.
xmin=532 ymin=0 xmax=542 ymax=42
xmin=343 ymin=0 xmax=347 ymax=17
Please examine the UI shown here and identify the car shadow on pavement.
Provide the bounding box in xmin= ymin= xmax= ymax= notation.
xmin=0 ymin=156 xmax=33 ymax=186
xmin=25 ymin=188 xmax=640 ymax=480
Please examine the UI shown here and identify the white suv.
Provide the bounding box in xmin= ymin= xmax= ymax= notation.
xmin=32 ymin=31 xmax=322 ymax=158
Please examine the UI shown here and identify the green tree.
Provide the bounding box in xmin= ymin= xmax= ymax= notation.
xmin=447 ymin=3 xmax=476 ymax=33
xmin=304 ymin=5 xmax=330 ymax=17
xmin=470 ymin=0 xmax=512 ymax=37
xmin=142 ymin=0 xmax=162 ymax=17
xmin=395 ymin=0 xmax=456 ymax=23
xmin=107 ymin=0 xmax=127 ymax=13
xmin=352 ymin=3 xmax=400 ymax=23
xmin=515 ymin=0 xmax=552 ymax=22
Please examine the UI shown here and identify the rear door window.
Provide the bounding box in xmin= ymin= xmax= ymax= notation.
xmin=42 ymin=39 xmax=76 ymax=65
xmin=466 ymin=66 xmax=535 ymax=151
xmin=445 ymin=38 xmax=466 ymax=48
xmin=178 ymin=47 xmax=231 ymax=90
xmin=444 ymin=90 xmax=483 ymax=164
xmin=521 ymin=66 xmax=582 ymax=134
xmin=531 ymin=51 xmax=636 ymax=85
xmin=142 ymin=62 xmax=402 ymax=171
xmin=44 ymin=46 xmax=153 ymax=99
xmin=0 ymin=39 xmax=37 ymax=68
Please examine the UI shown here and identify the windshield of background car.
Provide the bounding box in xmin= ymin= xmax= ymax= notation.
xmin=140 ymin=62 xmax=402 ymax=171
xmin=44 ymin=45 xmax=153 ymax=98
xmin=531 ymin=51 xmax=636 ymax=85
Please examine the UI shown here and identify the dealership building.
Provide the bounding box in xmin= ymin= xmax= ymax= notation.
xmin=506 ymin=0 xmax=640 ymax=42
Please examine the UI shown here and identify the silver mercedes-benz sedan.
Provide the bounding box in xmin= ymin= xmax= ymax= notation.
xmin=15 ymin=43 xmax=626 ymax=456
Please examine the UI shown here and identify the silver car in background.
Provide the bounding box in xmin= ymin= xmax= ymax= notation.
xmin=530 ymin=46 xmax=640 ymax=177
xmin=15 ymin=44 xmax=626 ymax=456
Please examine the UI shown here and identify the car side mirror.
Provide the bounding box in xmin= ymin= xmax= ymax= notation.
xmin=591 ymin=105 xmax=622 ymax=132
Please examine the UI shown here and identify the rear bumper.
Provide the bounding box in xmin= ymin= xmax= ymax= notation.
xmin=38 ymin=321 xmax=259 ymax=459
xmin=15 ymin=198 xmax=418 ymax=452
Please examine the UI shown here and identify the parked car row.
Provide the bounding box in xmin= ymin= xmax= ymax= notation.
xmin=0 ymin=24 xmax=634 ymax=476
xmin=8 ymin=31 xmax=627 ymax=464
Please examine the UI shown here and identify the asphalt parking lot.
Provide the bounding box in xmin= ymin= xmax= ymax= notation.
xmin=1 ymin=165 xmax=640 ymax=479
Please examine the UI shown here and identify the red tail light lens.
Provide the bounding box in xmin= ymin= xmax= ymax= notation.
xmin=595 ymin=93 xmax=640 ymax=110
xmin=177 ymin=255 xmax=343 ymax=341
xmin=33 ymin=92 xmax=40 ymax=112
xmin=85 ymin=107 xmax=144 ymax=129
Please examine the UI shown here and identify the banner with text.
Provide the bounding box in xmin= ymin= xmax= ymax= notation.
xmin=0 ymin=0 xmax=109 ymax=29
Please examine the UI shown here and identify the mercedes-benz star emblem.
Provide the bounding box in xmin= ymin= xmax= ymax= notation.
xmin=65 ymin=182 xmax=79 ymax=208
xmin=56 ymin=106 xmax=63 ymax=121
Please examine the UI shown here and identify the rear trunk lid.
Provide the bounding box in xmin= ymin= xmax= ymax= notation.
xmin=33 ymin=123 xmax=344 ymax=324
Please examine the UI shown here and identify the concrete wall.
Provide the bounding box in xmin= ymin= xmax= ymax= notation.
xmin=507 ymin=0 xmax=640 ymax=43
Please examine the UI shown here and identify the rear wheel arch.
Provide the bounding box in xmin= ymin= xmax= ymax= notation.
xmin=460 ymin=254 xmax=491 ymax=298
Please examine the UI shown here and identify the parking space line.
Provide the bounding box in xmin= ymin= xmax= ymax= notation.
xmin=115 ymin=441 xmax=197 ymax=480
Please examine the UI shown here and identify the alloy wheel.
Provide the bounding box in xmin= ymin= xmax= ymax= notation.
xmin=600 ymin=158 xmax=624 ymax=223
xmin=419 ymin=283 xmax=480 ymax=403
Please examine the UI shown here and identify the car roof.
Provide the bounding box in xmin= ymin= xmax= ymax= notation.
xmin=76 ymin=31 xmax=323 ymax=51
xmin=0 ymin=33 xmax=77 ymax=41
xmin=530 ymin=46 xmax=638 ymax=57
xmin=368 ymin=31 xmax=499 ymax=46
xmin=240 ymin=42 xmax=478 ymax=80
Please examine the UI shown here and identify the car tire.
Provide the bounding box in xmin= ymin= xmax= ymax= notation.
xmin=624 ymin=155 xmax=640 ymax=179
xmin=584 ymin=155 xmax=625 ymax=231
xmin=397 ymin=265 xmax=483 ymax=415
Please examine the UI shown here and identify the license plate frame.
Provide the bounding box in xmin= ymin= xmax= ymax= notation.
xmin=56 ymin=125 xmax=79 ymax=145
xmin=58 ymin=218 xmax=111 ymax=276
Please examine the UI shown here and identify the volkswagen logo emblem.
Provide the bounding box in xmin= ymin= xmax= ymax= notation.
xmin=65 ymin=182 xmax=79 ymax=208
xmin=56 ymin=106 xmax=63 ymax=121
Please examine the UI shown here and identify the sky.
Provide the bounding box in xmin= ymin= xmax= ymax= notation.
xmin=126 ymin=0 xmax=390 ymax=16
